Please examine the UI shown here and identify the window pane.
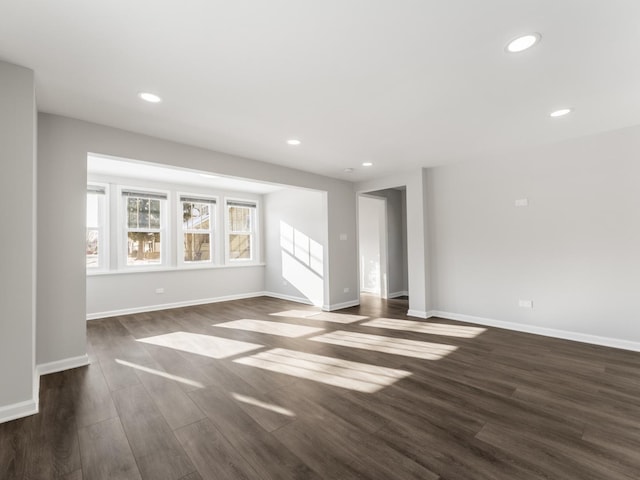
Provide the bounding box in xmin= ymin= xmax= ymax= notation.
xmin=229 ymin=234 xmax=251 ymax=259
xmin=128 ymin=197 xmax=161 ymax=229
xmin=183 ymin=202 xmax=210 ymax=230
xmin=228 ymin=206 xmax=251 ymax=232
xmin=138 ymin=198 xmax=150 ymax=228
xmin=127 ymin=198 xmax=140 ymax=228
xmin=87 ymin=194 xmax=99 ymax=228
xmin=184 ymin=233 xmax=211 ymax=262
xmin=127 ymin=232 xmax=161 ymax=265
xmin=86 ymin=228 xmax=99 ymax=268
xmin=149 ymin=199 xmax=161 ymax=229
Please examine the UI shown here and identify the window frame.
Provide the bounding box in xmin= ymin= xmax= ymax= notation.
xmin=118 ymin=186 xmax=169 ymax=270
xmin=177 ymin=193 xmax=218 ymax=267
xmin=224 ymin=197 xmax=259 ymax=264
xmin=86 ymin=183 xmax=109 ymax=272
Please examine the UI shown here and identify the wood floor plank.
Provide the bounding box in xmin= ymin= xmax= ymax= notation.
xmin=0 ymin=416 xmax=31 ymax=480
xmin=188 ymin=386 xmax=322 ymax=480
xmin=268 ymin=379 xmax=388 ymax=434
xmin=139 ymin=342 xmax=218 ymax=393
xmin=111 ymin=384 xmax=196 ymax=480
xmin=77 ymin=418 xmax=141 ymax=480
xmin=60 ymin=470 xmax=83 ymax=480
xmin=174 ymin=419 xmax=260 ymax=480
xmin=64 ymin=363 xmax=118 ymax=428
xmin=582 ymin=424 xmax=640 ymax=465
xmin=476 ymin=422 xmax=638 ymax=480
xmin=24 ymin=377 xmax=82 ymax=480
xmin=273 ymin=411 xmax=440 ymax=480
xmin=4 ymin=295 xmax=640 ymax=479
xmin=132 ymin=365 xmax=207 ymax=430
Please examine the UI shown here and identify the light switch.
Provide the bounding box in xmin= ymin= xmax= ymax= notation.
xmin=339 ymin=233 xmax=348 ymax=241
xmin=515 ymin=198 xmax=529 ymax=207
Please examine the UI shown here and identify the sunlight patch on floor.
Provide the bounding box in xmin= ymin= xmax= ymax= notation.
xmin=269 ymin=310 xmax=320 ymax=319
xmin=115 ymin=358 xmax=205 ymax=388
xmin=137 ymin=331 xmax=262 ymax=359
xmin=231 ymin=392 xmax=296 ymax=417
xmin=213 ymin=319 xmax=324 ymax=338
xmin=362 ymin=318 xmax=486 ymax=338
xmin=270 ymin=310 xmax=367 ymax=324
xmin=310 ymin=330 xmax=458 ymax=360
xmin=234 ymin=348 xmax=411 ymax=393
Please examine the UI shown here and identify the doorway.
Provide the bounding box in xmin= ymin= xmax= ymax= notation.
xmin=357 ymin=188 xmax=408 ymax=301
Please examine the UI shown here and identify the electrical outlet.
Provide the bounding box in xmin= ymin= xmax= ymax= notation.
xmin=518 ymin=299 xmax=533 ymax=308
xmin=155 ymin=288 xmax=164 ymax=294
xmin=339 ymin=233 xmax=348 ymax=241
xmin=515 ymin=198 xmax=529 ymax=207
xmin=343 ymin=287 xmax=350 ymax=293
xmin=282 ymin=280 xmax=288 ymax=286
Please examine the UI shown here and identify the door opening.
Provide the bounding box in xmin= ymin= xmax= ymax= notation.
xmin=357 ymin=187 xmax=408 ymax=302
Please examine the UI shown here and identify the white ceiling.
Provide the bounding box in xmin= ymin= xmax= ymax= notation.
xmin=88 ymin=155 xmax=283 ymax=194
xmin=2 ymin=1 xmax=640 ymax=181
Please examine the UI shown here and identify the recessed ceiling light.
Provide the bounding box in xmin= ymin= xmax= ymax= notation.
xmin=198 ymin=173 xmax=218 ymax=179
xmin=138 ymin=92 xmax=162 ymax=103
xmin=362 ymin=162 xmax=373 ymax=167
xmin=506 ymin=33 xmax=541 ymax=53
xmin=550 ymin=108 xmax=572 ymax=117
xmin=287 ymin=139 xmax=301 ymax=146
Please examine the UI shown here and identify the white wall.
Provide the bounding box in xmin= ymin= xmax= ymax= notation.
xmin=87 ymin=266 xmax=265 ymax=318
xmin=85 ymin=172 xmax=266 ymax=317
xmin=367 ymin=188 xmax=408 ymax=296
xmin=428 ymin=127 xmax=640 ymax=345
xmin=359 ymin=129 xmax=640 ymax=348
xmin=358 ymin=195 xmax=386 ymax=295
xmin=263 ymin=188 xmax=327 ymax=306
xmin=0 ymin=61 xmax=37 ymax=420
xmin=37 ymin=113 xmax=358 ymax=368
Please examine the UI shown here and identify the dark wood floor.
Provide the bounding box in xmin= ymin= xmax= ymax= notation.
xmin=2 ymin=295 xmax=640 ymax=479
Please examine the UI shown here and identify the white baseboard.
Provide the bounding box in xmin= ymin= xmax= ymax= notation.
xmin=37 ymin=354 xmax=90 ymax=376
xmin=388 ymin=291 xmax=408 ymax=299
xmin=407 ymin=309 xmax=430 ymax=319
xmin=1 ymin=353 xmax=92 ymax=424
xmin=86 ymin=291 xmax=266 ymax=320
xmin=0 ymin=398 xmax=39 ymax=424
xmin=262 ymin=291 xmax=316 ymax=306
xmin=360 ymin=287 xmax=380 ymax=294
xmin=430 ymin=310 xmax=640 ymax=352
xmin=322 ymin=299 xmax=360 ymax=311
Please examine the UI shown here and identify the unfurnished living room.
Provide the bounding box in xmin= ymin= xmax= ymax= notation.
xmin=1 ymin=1 xmax=640 ymax=479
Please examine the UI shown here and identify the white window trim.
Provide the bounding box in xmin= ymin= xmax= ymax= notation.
xmin=177 ymin=192 xmax=219 ymax=267
xmin=86 ymin=182 xmax=109 ymax=272
xmin=117 ymin=185 xmax=170 ymax=270
xmin=224 ymin=196 xmax=260 ymax=265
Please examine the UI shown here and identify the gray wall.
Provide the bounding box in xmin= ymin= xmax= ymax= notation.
xmin=0 ymin=61 xmax=36 ymax=412
xmin=263 ymin=188 xmax=327 ymax=306
xmin=37 ymin=113 xmax=358 ymax=366
xmin=88 ymin=267 xmax=265 ymax=316
xmin=428 ymin=127 xmax=640 ymax=342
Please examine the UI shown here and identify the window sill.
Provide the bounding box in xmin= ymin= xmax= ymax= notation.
xmin=87 ymin=263 xmax=266 ymax=276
